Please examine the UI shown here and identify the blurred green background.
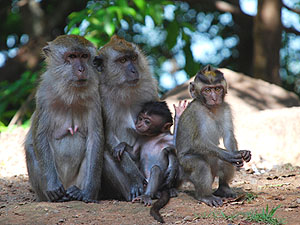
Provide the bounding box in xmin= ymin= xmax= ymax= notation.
xmin=0 ymin=0 xmax=299 ymax=129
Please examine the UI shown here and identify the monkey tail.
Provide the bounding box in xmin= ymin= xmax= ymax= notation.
xmin=150 ymin=190 xmax=170 ymax=223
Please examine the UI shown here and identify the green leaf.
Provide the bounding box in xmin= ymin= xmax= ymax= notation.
xmin=166 ymin=21 xmax=179 ymax=49
xmin=104 ymin=14 xmax=115 ymax=36
xmin=133 ymin=0 xmax=146 ymax=11
xmin=69 ymin=27 xmax=81 ymax=35
xmin=116 ymin=0 xmax=128 ymax=7
xmin=183 ymin=43 xmax=199 ymax=77
xmin=121 ymin=7 xmax=137 ymax=17
xmin=182 ymin=22 xmax=196 ymax=32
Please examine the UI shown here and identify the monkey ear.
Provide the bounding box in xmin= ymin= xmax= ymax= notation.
xmin=189 ymin=82 xmax=196 ymax=99
xmin=93 ymin=55 xmax=104 ymax=72
xmin=162 ymin=122 xmax=173 ymax=133
xmin=42 ymin=45 xmax=51 ymax=57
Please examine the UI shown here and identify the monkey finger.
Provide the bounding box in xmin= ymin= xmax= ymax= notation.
xmin=132 ymin=197 xmax=141 ymax=203
xmin=234 ymin=161 xmax=244 ymax=168
xmin=57 ymin=196 xmax=70 ymax=202
xmin=243 ymin=155 xmax=251 ymax=163
xmin=242 ymin=151 xmax=252 ymax=162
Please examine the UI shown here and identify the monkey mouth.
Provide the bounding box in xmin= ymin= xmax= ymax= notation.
xmin=127 ymin=79 xmax=139 ymax=86
xmin=74 ymin=79 xmax=88 ymax=87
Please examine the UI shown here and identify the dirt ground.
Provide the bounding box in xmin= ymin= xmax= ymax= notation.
xmin=0 ymin=167 xmax=300 ymax=225
xmin=0 ymin=128 xmax=300 ymax=225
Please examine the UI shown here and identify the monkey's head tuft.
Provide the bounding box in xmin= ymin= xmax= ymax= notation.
xmin=194 ymin=65 xmax=227 ymax=94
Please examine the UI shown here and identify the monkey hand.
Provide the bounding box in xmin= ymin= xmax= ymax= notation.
xmin=173 ymin=100 xmax=188 ymax=121
xmin=130 ymin=183 xmax=145 ymax=201
xmin=239 ymin=150 xmax=252 ymax=163
xmin=66 ymin=185 xmax=99 ymax=203
xmin=45 ymin=183 xmax=66 ymax=202
xmin=222 ymin=151 xmax=244 ymax=168
xmin=132 ymin=194 xmax=152 ymax=206
xmin=113 ymin=142 xmax=128 ymax=161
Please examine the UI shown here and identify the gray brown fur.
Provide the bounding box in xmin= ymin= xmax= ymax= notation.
xmin=96 ymin=35 xmax=159 ymax=201
xmin=25 ymin=35 xmax=104 ymax=202
xmin=176 ymin=66 xmax=251 ymax=207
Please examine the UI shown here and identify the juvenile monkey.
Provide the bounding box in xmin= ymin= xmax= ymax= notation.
xmin=113 ymin=101 xmax=183 ymax=223
xmin=176 ymin=65 xmax=251 ymax=207
xmin=95 ymin=35 xmax=159 ymax=201
xmin=25 ymin=35 xmax=104 ymax=202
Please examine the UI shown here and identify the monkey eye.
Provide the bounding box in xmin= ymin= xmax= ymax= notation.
xmin=119 ymin=57 xmax=127 ymax=63
xmin=131 ymin=55 xmax=137 ymax=61
xmin=204 ymin=88 xmax=211 ymax=93
xmin=68 ymin=54 xmax=77 ymax=59
xmin=145 ymin=119 xmax=151 ymax=125
xmin=81 ymin=54 xmax=89 ymax=59
xmin=215 ymin=87 xmax=222 ymax=92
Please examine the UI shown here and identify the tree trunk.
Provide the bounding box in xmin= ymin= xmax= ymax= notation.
xmin=253 ymin=0 xmax=282 ymax=84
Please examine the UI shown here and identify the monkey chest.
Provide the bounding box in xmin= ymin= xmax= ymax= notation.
xmin=201 ymin=117 xmax=224 ymax=141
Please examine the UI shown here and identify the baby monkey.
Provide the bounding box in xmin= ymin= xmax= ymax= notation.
xmin=176 ymin=65 xmax=251 ymax=207
xmin=113 ymin=101 xmax=184 ymax=223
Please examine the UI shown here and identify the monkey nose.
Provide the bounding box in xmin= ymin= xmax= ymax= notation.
xmin=78 ymin=66 xmax=85 ymax=72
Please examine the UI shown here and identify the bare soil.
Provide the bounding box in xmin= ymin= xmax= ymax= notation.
xmin=0 ymin=123 xmax=300 ymax=225
xmin=0 ymin=167 xmax=300 ymax=225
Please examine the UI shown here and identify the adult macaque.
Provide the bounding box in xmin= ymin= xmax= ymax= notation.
xmin=95 ymin=35 xmax=159 ymax=201
xmin=113 ymin=101 xmax=182 ymax=223
xmin=25 ymin=35 xmax=104 ymax=202
xmin=176 ymin=65 xmax=251 ymax=207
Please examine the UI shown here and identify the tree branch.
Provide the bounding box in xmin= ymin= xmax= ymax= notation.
xmin=284 ymin=26 xmax=300 ymax=35
xmin=283 ymin=2 xmax=300 ymax=14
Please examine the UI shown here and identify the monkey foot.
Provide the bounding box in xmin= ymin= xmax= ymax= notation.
xmin=132 ymin=194 xmax=152 ymax=206
xmin=213 ymin=185 xmax=237 ymax=199
xmin=198 ymin=195 xmax=223 ymax=207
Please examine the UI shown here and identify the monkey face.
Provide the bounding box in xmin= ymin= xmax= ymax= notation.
xmin=135 ymin=113 xmax=164 ymax=136
xmin=115 ymin=53 xmax=140 ymax=86
xmin=201 ymin=85 xmax=224 ymax=106
xmin=63 ymin=51 xmax=91 ymax=87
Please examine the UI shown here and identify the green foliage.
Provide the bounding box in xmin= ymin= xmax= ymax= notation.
xmin=246 ymin=205 xmax=285 ymax=225
xmin=66 ymin=0 xmax=202 ymax=93
xmin=194 ymin=205 xmax=285 ymax=225
xmin=245 ymin=192 xmax=258 ymax=203
xmin=0 ymin=71 xmax=37 ymax=126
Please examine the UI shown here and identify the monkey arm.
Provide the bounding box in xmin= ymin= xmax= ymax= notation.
xmin=223 ymin=129 xmax=238 ymax=152
xmin=192 ymin=138 xmax=244 ymax=167
xmin=32 ymin=111 xmax=66 ymax=201
xmin=162 ymin=147 xmax=179 ymax=189
xmin=113 ymin=142 xmax=139 ymax=162
xmin=223 ymin=116 xmax=252 ymax=163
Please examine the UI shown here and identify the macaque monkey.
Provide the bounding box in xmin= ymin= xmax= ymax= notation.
xmin=176 ymin=65 xmax=251 ymax=207
xmin=95 ymin=35 xmax=159 ymax=201
xmin=113 ymin=101 xmax=182 ymax=223
xmin=24 ymin=35 xmax=104 ymax=202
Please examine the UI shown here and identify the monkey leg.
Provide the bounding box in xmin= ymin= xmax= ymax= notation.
xmin=213 ymin=160 xmax=236 ymax=199
xmin=102 ymin=151 xmax=145 ymax=201
xmin=180 ymin=154 xmax=223 ymax=207
xmin=146 ymin=165 xmax=164 ymax=198
xmin=25 ymin=142 xmax=47 ymax=201
xmin=25 ymin=141 xmax=66 ymax=202
xmin=119 ymin=151 xmax=146 ymax=198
